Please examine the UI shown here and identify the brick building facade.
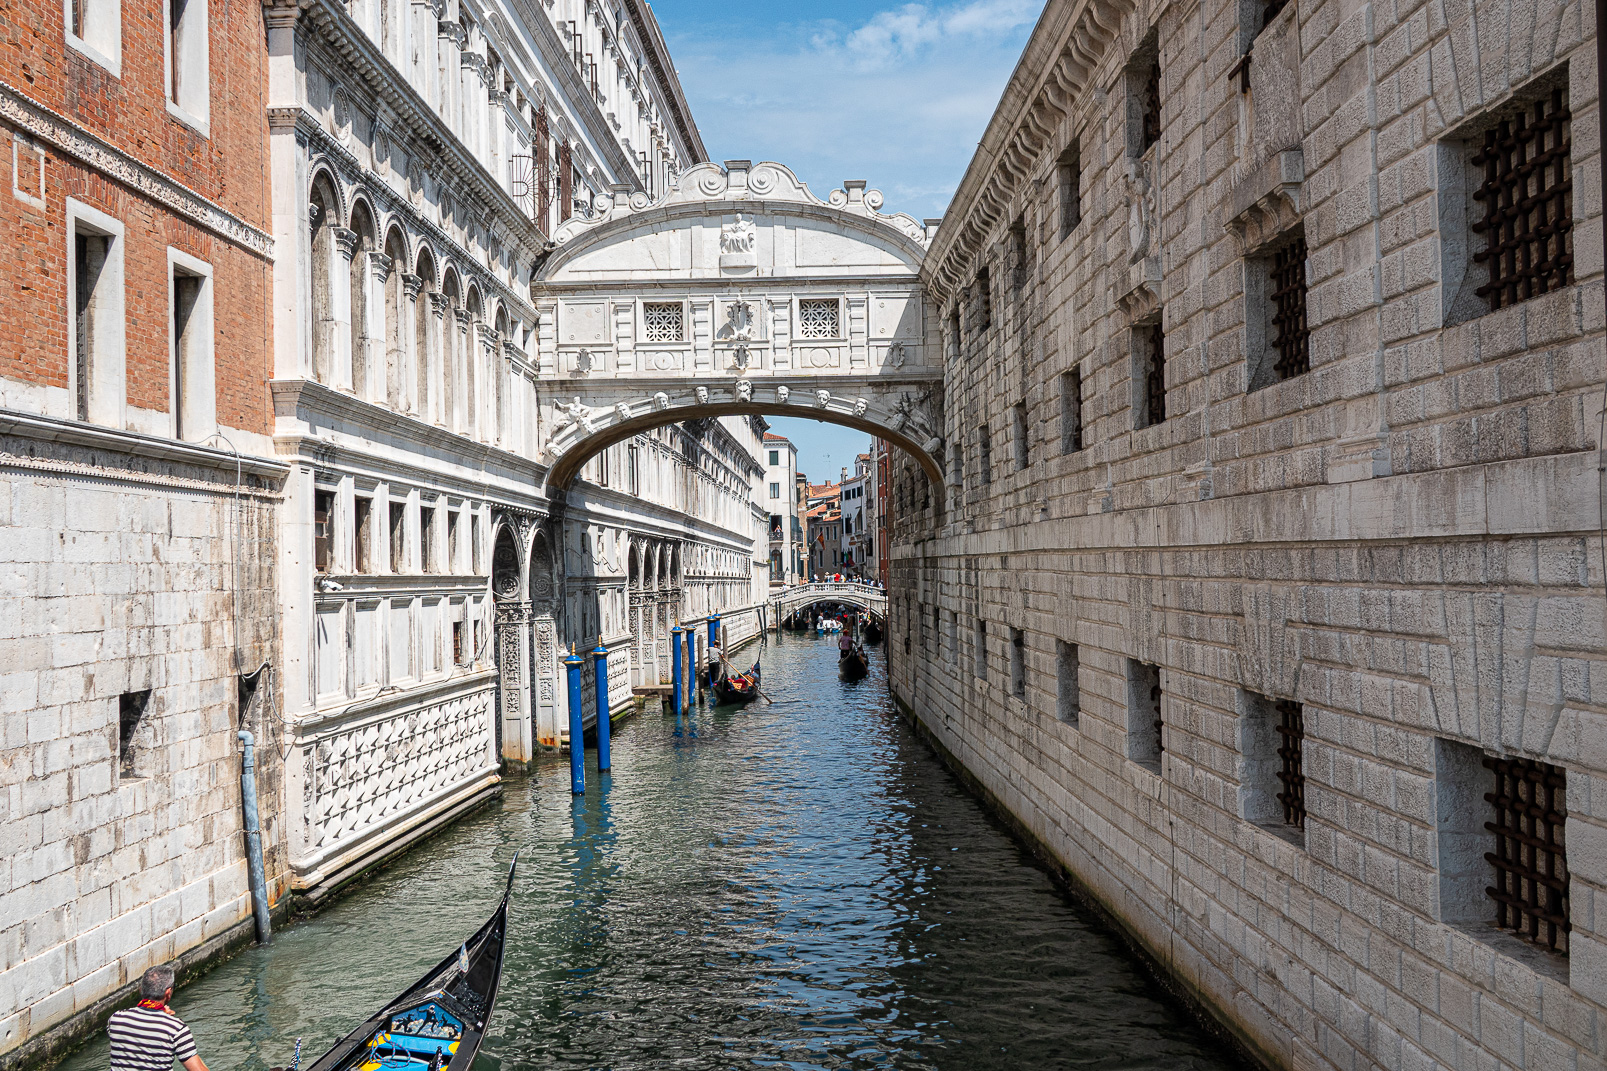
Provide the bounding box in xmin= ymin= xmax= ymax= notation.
xmin=0 ymin=0 xmax=283 ymax=1060
xmin=888 ymin=0 xmax=1607 ymax=1067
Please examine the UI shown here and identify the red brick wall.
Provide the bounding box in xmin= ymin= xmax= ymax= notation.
xmin=0 ymin=0 xmax=272 ymax=434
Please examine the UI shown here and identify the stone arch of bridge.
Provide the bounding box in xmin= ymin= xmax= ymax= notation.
xmin=542 ymin=397 xmax=944 ymax=496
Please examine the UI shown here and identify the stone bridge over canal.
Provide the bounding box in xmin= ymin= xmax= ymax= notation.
xmin=770 ymin=581 xmax=889 ymax=625
xmin=528 ymin=160 xmax=948 ymax=494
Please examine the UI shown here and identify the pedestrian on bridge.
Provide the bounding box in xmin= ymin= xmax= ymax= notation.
xmin=108 ymin=965 xmax=210 ymax=1071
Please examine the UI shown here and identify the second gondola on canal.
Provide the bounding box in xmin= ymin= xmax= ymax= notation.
xmin=839 ymin=642 xmax=869 ymax=681
xmin=711 ymin=656 xmax=762 ymax=705
xmin=293 ymin=857 xmax=516 ymax=1071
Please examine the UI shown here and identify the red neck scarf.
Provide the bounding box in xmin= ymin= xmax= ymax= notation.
xmin=137 ymin=999 xmax=167 ymax=1012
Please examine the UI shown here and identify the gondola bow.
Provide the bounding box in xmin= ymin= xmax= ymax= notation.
xmin=301 ymin=857 xmax=516 ymax=1071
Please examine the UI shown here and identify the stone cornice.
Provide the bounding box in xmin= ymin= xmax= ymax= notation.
xmin=618 ymin=0 xmax=706 ymax=163
xmin=0 ymin=407 xmax=289 ymax=492
xmin=925 ymin=0 xmax=1136 ymax=304
xmin=292 ymin=0 xmax=551 ymax=253
xmin=0 ymin=82 xmax=274 ymax=257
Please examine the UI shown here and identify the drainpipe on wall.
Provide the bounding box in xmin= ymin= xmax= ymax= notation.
xmin=237 ymin=730 xmax=273 ymax=944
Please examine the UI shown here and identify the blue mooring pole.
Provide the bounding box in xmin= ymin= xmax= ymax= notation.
xmin=565 ymin=647 xmax=585 ymax=794
xmin=593 ymin=643 xmax=611 ymax=772
xmin=684 ymin=627 xmax=695 ymax=713
xmin=671 ymin=623 xmax=684 ymax=721
xmin=708 ymin=614 xmax=721 ymax=686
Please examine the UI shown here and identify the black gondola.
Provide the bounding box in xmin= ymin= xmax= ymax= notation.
xmin=862 ymin=620 xmax=883 ymax=645
xmin=298 ymin=857 xmax=516 ymax=1071
xmin=839 ymin=643 xmax=869 ymax=680
xmin=712 ymin=658 xmax=762 ymax=704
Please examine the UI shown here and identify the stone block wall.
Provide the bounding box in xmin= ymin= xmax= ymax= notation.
xmin=893 ymin=0 xmax=1607 ymax=1067
xmin=0 ymin=432 xmax=284 ymax=1064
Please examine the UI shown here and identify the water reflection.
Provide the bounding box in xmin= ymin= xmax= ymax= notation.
xmin=58 ymin=632 xmax=1242 ymax=1071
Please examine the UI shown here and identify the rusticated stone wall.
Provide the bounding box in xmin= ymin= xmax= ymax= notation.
xmin=890 ymin=0 xmax=1607 ymax=1067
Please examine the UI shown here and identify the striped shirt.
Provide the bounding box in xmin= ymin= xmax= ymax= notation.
xmin=107 ymin=1006 xmax=198 ymax=1071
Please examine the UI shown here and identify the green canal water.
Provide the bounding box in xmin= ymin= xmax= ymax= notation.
xmin=61 ymin=632 xmax=1245 ymax=1070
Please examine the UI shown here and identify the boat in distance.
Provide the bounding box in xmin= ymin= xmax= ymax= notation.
xmin=294 ymin=857 xmax=516 ymax=1071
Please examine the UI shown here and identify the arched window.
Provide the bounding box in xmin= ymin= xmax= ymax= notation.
xmin=348 ymin=202 xmax=378 ymax=400
xmin=309 ymin=175 xmax=340 ymax=384
xmin=382 ymin=226 xmax=408 ymax=410
xmin=414 ymin=248 xmax=437 ymax=422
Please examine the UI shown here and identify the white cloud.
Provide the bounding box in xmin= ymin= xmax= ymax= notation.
xmin=664 ymin=1 xmax=1043 ymax=219
xmin=825 ymin=0 xmax=1042 ymax=67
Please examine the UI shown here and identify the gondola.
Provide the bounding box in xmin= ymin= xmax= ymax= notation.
xmin=296 ymin=857 xmax=517 ymax=1071
xmin=862 ymin=620 xmax=883 ymax=645
xmin=839 ymin=643 xmax=869 ymax=681
xmin=711 ymin=658 xmax=762 ymax=705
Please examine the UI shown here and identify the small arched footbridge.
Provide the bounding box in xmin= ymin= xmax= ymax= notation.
xmin=771 ymin=581 xmax=889 ymax=626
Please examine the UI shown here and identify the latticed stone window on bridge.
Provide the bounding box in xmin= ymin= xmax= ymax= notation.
xmin=643 ymin=302 xmax=684 ymax=343
xmin=1472 ymin=86 xmax=1573 ymax=312
xmin=798 ymin=298 xmax=840 ymax=339
xmin=1484 ymin=755 xmax=1570 ymax=953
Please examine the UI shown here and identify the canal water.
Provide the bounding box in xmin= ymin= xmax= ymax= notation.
xmin=61 ymin=632 xmax=1245 ymax=1071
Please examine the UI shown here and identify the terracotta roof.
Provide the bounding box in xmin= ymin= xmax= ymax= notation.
xmin=762 ymin=432 xmax=793 ymax=445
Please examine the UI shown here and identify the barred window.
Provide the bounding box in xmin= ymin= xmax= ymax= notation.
xmin=1484 ymin=755 xmax=1569 ymax=953
xmin=1061 ymin=369 xmax=1083 ymax=453
xmin=1136 ymin=323 xmax=1166 ymax=429
xmin=1058 ymin=142 xmax=1082 ymax=239
xmin=1127 ymin=658 xmax=1162 ymax=769
xmin=642 ymin=301 xmax=683 ymax=343
xmin=1140 ymin=57 xmax=1161 ymax=153
xmin=797 ymin=298 xmax=839 ymax=339
xmin=1471 ymin=87 xmax=1573 ymax=312
xmin=1275 ymin=700 xmax=1306 ymax=829
xmin=1269 ymin=232 xmax=1310 ymax=381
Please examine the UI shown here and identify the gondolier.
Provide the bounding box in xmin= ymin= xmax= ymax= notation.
xmin=108 ymin=965 xmax=209 ymax=1071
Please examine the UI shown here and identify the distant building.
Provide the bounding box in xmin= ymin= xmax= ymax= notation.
xmin=840 ymin=455 xmax=872 ymax=576
xmin=762 ymin=432 xmax=803 ymax=585
xmin=804 ymin=479 xmax=842 ymax=577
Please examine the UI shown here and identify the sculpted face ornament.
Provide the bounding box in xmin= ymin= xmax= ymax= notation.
xmin=653 ymin=391 xmax=670 ymax=410
xmin=735 ymin=379 xmax=753 ymax=403
xmin=695 ymin=385 xmax=709 ymax=405
xmin=852 ymin=398 xmax=868 ymax=417
xmin=814 ymin=389 xmax=831 ymax=409
xmin=775 ymin=385 xmax=790 ymax=404
xmin=615 ymin=402 xmax=633 ymax=421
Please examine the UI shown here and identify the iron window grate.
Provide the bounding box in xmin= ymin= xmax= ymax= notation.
xmin=1141 ymin=59 xmax=1162 ymax=152
xmin=1270 ymin=233 xmax=1310 ymax=380
xmin=1471 ymin=87 xmax=1573 ymax=312
xmin=1143 ymin=324 xmax=1166 ymax=427
xmin=1152 ymin=679 xmax=1164 ymax=755
xmin=1275 ymin=699 xmax=1305 ymax=828
xmin=1484 ymin=755 xmax=1570 ymax=953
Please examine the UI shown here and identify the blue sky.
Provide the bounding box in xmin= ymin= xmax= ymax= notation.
xmin=652 ymin=0 xmax=1044 ymax=221
xmin=649 ymin=0 xmax=1043 ymax=477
